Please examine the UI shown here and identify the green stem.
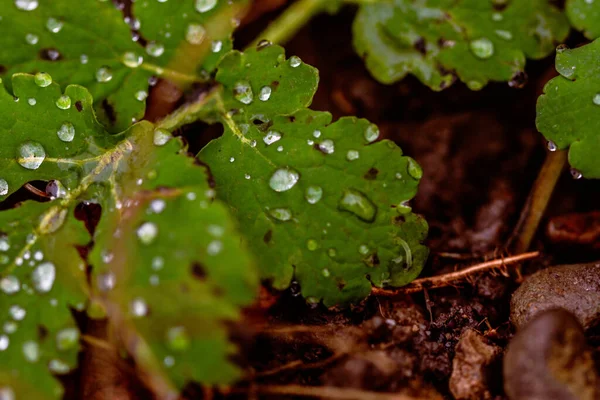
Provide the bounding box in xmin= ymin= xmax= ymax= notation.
xmin=248 ymin=0 xmax=331 ymax=48
xmin=511 ymin=149 xmax=568 ymax=253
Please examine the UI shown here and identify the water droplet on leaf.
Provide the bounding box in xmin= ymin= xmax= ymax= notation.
xmin=289 ymin=56 xmax=302 ymax=67
xmin=166 ymin=326 xmax=190 ymax=351
xmin=263 ymin=130 xmax=281 ymax=145
xmin=153 ymin=129 xmax=171 ymax=146
xmin=259 ymin=86 xmax=272 ymax=101
xmin=135 ymin=90 xmax=148 ymax=101
xmin=186 ymin=23 xmax=206 ymax=45
xmin=570 ymin=168 xmax=582 ymax=179
xmin=56 ymin=95 xmax=71 ymax=109
xmin=34 ymin=72 xmax=52 ymax=87
xmin=469 ymin=38 xmax=494 ymax=59
xmin=46 ymin=17 xmax=64 ymax=33
xmin=547 ymin=141 xmax=557 ymax=151
xmin=137 ymin=222 xmax=158 ymax=245
xmin=123 ymin=52 xmax=143 ymax=68
xmin=195 ymin=0 xmax=217 ymax=12
xmin=9 ymin=305 xmax=25 ymax=321
xmin=56 ymin=328 xmax=79 ymax=351
xmin=146 ymin=41 xmax=165 ymax=57
xmin=0 ymin=180 xmax=7 ymax=196
xmin=318 ymin=139 xmax=335 ymax=154
xmin=306 ymin=239 xmax=318 ymax=251
xmin=268 ymin=208 xmax=292 ymax=221
xmin=57 ymin=122 xmax=75 ymax=142
xmin=233 ymin=80 xmax=253 ymax=104
xmin=364 ymin=124 xmax=379 ymax=143
xmin=15 ymin=0 xmax=38 ymax=11
xmin=130 ymin=297 xmax=148 ymax=317
xmin=407 ymin=158 xmax=423 ymax=179
xmin=25 ymin=33 xmax=38 ymax=45
xmin=32 ymin=262 xmax=55 ymax=293
xmin=269 ymin=168 xmax=300 ymax=192
xmin=17 ymin=141 xmax=45 ymax=170
xmin=305 ymin=186 xmax=323 ymax=204
xmin=22 ymin=341 xmax=39 ymax=362
xmin=96 ymin=66 xmax=113 ymax=83
xmin=338 ymin=188 xmax=377 ymax=222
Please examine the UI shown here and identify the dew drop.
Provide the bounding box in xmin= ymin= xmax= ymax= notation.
xmin=305 ymin=186 xmax=323 ymax=204
xmin=327 ymin=248 xmax=337 ymax=258
xmin=250 ymin=140 xmax=257 ymax=147
xmin=25 ymin=33 xmax=39 ymax=45
xmin=130 ymin=297 xmax=148 ymax=317
xmin=211 ymin=40 xmax=223 ymax=53
xmin=364 ymin=124 xmax=379 ymax=143
xmin=593 ymin=93 xmax=600 ymax=105
xmin=313 ymin=130 xmax=321 ymax=138
xmin=407 ymin=158 xmax=423 ymax=179
xmin=56 ymin=328 xmax=79 ymax=351
xmin=0 ymin=336 xmax=9 ymax=351
xmin=4 ymin=321 xmax=17 ymax=334
xmin=244 ymin=173 xmax=251 ymax=180
xmin=570 ymin=168 xmax=583 ymax=180
xmin=338 ymin=188 xmax=377 ymax=222
xmin=346 ymin=150 xmax=360 ymax=161
xmin=97 ymin=272 xmax=116 ymax=292
xmin=469 ymin=38 xmax=494 ymax=59
xmin=322 ymin=268 xmax=331 ymax=277
xmin=495 ymin=30 xmax=512 ymax=40
xmin=135 ymin=90 xmax=148 ymax=101
xmin=46 ymin=17 xmax=64 ymax=33
xmin=17 ymin=141 xmax=45 ymax=170
xmin=0 ymin=238 xmax=8 ymax=251
xmin=22 ymin=340 xmax=39 ymax=363
xmin=137 ymin=222 xmax=158 ymax=244
xmin=306 ymin=239 xmax=318 ymax=251
xmin=289 ymin=56 xmax=302 ymax=67
xmin=277 ymin=145 xmax=284 ymax=152
xmin=153 ymin=128 xmax=171 ymax=146
xmin=49 ymin=359 xmax=70 ymax=374
xmin=152 ymin=257 xmax=164 ymax=271
xmin=256 ymin=39 xmax=272 ymax=50
xmin=34 ymin=72 xmax=52 ymax=87
xmin=492 ymin=12 xmax=503 ymax=21
xmin=149 ymin=199 xmax=166 ymax=214
xmin=195 ymin=0 xmax=217 ymax=12
xmin=9 ymin=305 xmax=25 ymax=321
xmin=146 ymin=41 xmax=165 ymax=57
xmin=96 ymin=66 xmax=113 ymax=83
xmin=123 ymin=52 xmax=143 ymax=68
xmin=27 ymin=98 xmax=36 ymax=106
xmin=259 ymin=86 xmax=272 ymax=101
xmin=0 ymin=180 xmax=7 ymax=196
xmin=269 ymin=168 xmax=300 ymax=192
xmin=57 ymin=122 xmax=75 ymax=142
xmin=547 ymin=141 xmax=557 ymax=151
xmin=229 ymin=157 xmax=235 ymax=163
xmin=233 ymin=80 xmax=253 ymax=104
xmin=56 ymin=95 xmax=71 ymax=110
xmin=207 ymin=240 xmax=223 ymax=255
xmin=15 ymin=0 xmax=38 ymax=11
xmin=186 ymin=23 xmax=206 ymax=45
xmin=32 ymin=262 xmax=56 ymax=293
xmin=318 ymin=139 xmax=335 ymax=154
xmin=263 ymin=130 xmax=281 ymax=145
xmin=164 ymin=355 xmax=175 ymax=367
xmin=268 ymin=208 xmax=292 ymax=221
xmin=166 ymin=326 xmax=190 ymax=351
xmin=358 ymin=244 xmax=370 ymax=255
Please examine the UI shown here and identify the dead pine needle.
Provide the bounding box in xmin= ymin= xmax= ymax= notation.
xmin=372 ymin=251 xmax=539 ymax=296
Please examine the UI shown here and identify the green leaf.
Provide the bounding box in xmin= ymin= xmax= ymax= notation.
xmin=0 ymin=74 xmax=258 ymax=397
xmin=536 ymin=39 xmax=600 ymax=179
xmin=566 ymin=0 xmax=600 ymax=39
xmin=0 ymin=0 xmax=247 ymax=131
xmin=352 ymin=0 xmax=569 ymax=90
xmin=199 ymin=44 xmax=429 ymax=306
xmin=0 ymin=202 xmax=88 ymax=400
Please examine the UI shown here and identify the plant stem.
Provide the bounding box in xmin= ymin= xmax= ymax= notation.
xmin=248 ymin=0 xmax=331 ymax=48
xmin=510 ymin=150 xmax=568 ymax=253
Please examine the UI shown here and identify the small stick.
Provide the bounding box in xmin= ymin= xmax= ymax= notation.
xmin=372 ymin=251 xmax=539 ymax=296
xmin=228 ymin=384 xmax=428 ymax=400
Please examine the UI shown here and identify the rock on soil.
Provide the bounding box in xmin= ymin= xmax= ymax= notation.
xmin=510 ymin=262 xmax=600 ymax=330
xmin=449 ymin=329 xmax=501 ymax=400
xmin=504 ymin=309 xmax=600 ymax=400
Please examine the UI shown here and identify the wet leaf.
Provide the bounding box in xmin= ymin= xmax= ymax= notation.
xmin=199 ymin=45 xmax=429 ymax=306
xmin=566 ymin=0 xmax=600 ymax=39
xmin=0 ymin=74 xmax=257 ymax=397
xmin=537 ymin=39 xmax=600 ymax=179
xmin=352 ymin=0 xmax=569 ymax=90
xmin=0 ymin=0 xmax=247 ymax=131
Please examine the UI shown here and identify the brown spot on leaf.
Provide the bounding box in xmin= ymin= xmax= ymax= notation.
xmin=75 ymin=101 xmax=83 ymax=112
xmin=364 ymin=167 xmax=379 ymax=180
